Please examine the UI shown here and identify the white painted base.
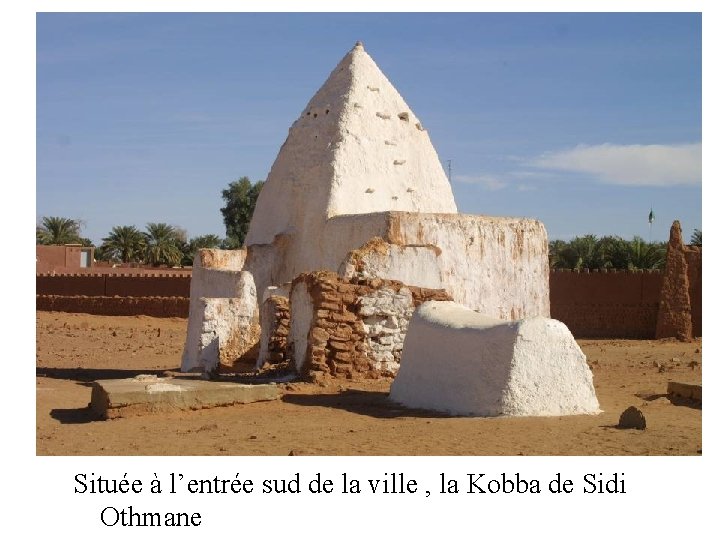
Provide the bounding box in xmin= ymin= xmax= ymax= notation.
xmin=390 ymin=301 xmax=600 ymax=417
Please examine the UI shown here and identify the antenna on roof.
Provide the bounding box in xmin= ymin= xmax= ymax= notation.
xmin=446 ymin=159 xmax=452 ymax=184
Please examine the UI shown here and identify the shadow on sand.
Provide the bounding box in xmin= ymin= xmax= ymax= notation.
xmin=50 ymin=406 xmax=99 ymax=425
xmin=282 ymin=389 xmax=452 ymax=420
xmin=37 ymin=367 xmax=169 ymax=382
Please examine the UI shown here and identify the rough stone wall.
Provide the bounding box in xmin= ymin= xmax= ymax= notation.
xmin=656 ymin=221 xmax=693 ymax=341
xmin=550 ymin=269 xmax=663 ymax=338
xmin=289 ymin=271 xmax=450 ymax=381
xmin=36 ymin=295 xmax=189 ymax=318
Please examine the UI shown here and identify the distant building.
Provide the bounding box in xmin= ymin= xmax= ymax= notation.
xmin=36 ymin=244 xmax=94 ymax=273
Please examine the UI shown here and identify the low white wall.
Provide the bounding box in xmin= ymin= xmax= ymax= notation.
xmin=390 ymin=301 xmax=600 ymax=417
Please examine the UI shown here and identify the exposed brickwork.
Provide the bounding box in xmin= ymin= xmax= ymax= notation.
xmin=264 ymin=295 xmax=290 ymax=365
xmin=36 ymin=295 xmax=189 ymax=318
xmin=291 ymin=271 xmax=451 ymax=381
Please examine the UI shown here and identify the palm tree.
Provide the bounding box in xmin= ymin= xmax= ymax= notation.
xmin=628 ymin=236 xmax=665 ymax=270
xmin=568 ymin=235 xmax=609 ymax=270
xmin=100 ymin=225 xmax=146 ymax=263
xmin=597 ymin=236 xmax=631 ymax=269
xmin=36 ymin=216 xmax=82 ymax=245
xmin=144 ymin=223 xmax=183 ymax=267
xmin=690 ymin=229 xmax=702 ymax=247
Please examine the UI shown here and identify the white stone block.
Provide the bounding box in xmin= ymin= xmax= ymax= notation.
xmin=390 ymin=301 xmax=600 ymax=417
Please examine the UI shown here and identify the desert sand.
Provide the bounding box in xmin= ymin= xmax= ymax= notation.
xmin=36 ymin=311 xmax=701 ymax=456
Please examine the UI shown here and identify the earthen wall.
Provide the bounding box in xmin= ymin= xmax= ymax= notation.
xmin=36 ymin=295 xmax=189 ymax=318
xmin=549 ymin=269 xmax=663 ymax=338
xmin=37 ymin=273 xmax=191 ymax=298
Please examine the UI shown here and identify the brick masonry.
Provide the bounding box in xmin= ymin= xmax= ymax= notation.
xmin=290 ymin=271 xmax=451 ymax=381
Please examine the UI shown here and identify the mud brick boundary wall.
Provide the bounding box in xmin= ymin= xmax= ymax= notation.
xmin=550 ymin=269 xmax=664 ymax=338
xmin=37 ymin=273 xmax=191 ymax=298
xmin=36 ymin=295 xmax=189 ymax=318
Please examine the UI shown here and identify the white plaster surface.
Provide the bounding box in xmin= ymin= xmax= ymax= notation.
xmin=181 ymin=250 xmax=257 ymax=372
xmin=197 ymin=295 xmax=258 ymax=373
xmin=390 ymin=301 xmax=600 ymax=417
xmin=387 ymin=213 xmax=550 ymax=319
xmin=340 ymin=243 xmax=443 ymax=290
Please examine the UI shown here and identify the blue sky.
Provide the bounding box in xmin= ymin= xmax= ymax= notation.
xmin=36 ymin=12 xmax=702 ymax=244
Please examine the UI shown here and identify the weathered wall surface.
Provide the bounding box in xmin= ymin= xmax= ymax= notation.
xmin=180 ymin=249 xmax=254 ymax=372
xmin=245 ymin=211 xmax=550 ymax=322
xmin=367 ymin=214 xmax=549 ymax=319
xmin=36 ymin=295 xmax=189 ymax=318
xmin=550 ymin=269 xmax=662 ymax=338
xmin=197 ymin=298 xmax=260 ymax=374
xmin=289 ymin=271 xmax=450 ymax=381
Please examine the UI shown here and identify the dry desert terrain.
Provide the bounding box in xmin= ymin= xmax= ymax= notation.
xmin=36 ymin=311 xmax=701 ymax=456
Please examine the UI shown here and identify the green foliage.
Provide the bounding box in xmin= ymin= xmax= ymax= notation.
xmin=143 ymin=223 xmax=184 ymax=267
xmin=220 ymin=177 xmax=264 ymax=247
xmin=627 ymin=236 xmax=665 ymax=270
xmin=100 ymin=225 xmax=146 ymax=263
xmin=690 ymin=229 xmax=702 ymax=247
xmin=220 ymin=236 xmax=242 ymax=250
xmin=549 ymin=234 xmax=667 ymax=270
xmin=36 ymin=216 xmax=84 ymax=245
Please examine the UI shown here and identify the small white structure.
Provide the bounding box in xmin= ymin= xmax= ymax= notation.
xmin=390 ymin=301 xmax=601 ymax=417
xmin=181 ymin=249 xmax=256 ymax=372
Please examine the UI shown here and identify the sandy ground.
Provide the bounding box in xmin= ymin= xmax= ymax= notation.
xmin=36 ymin=311 xmax=702 ymax=456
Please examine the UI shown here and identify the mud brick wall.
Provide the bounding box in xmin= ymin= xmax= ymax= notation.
xmin=36 ymin=295 xmax=189 ymax=318
xmin=36 ymin=273 xmax=191 ymax=298
xmin=550 ymin=269 xmax=663 ymax=338
xmin=290 ymin=271 xmax=451 ymax=381
xmin=263 ymin=295 xmax=290 ymax=365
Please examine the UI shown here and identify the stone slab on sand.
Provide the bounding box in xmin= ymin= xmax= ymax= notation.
xmin=667 ymin=381 xmax=702 ymax=401
xmin=90 ymin=375 xmax=280 ymax=419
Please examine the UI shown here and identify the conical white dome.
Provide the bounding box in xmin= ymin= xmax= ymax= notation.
xmin=246 ymin=42 xmax=457 ymax=247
